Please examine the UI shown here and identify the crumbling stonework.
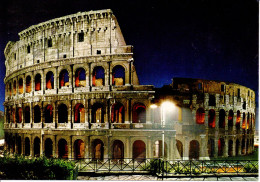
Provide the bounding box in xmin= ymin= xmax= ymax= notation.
xmin=3 ymin=10 xmax=255 ymax=160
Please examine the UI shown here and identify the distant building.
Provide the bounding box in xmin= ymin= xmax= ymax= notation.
xmin=3 ymin=10 xmax=256 ymax=160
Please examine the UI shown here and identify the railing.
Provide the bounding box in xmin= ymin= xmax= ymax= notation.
xmin=69 ymin=158 xmax=258 ymax=176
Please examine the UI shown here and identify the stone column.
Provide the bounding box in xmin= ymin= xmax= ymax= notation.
xmin=147 ymin=137 xmax=153 ymax=158
xmin=41 ymin=70 xmax=45 ymax=94
xmin=204 ymin=110 xmax=209 ymax=128
xmin=238 ymin=138 xmax=242 ymax=155
xmin=21 ymin=134 xmax=24 ymax=155
xmin=215 ymin=111 xmax=219 ymax=135
xmin=70 ymin=65 xmax=74 ymax=92
xmin=53 ymin=135 xmax=57 ymax=158
xmin=30 ymin=135 xmax=33 ymax=157
xmin=84 ymin=99 xmax=89 ymax=127
xmin=199 ymin=134 xmax=209 ymax=160
xmin=171 ymin=134 xmax=179 ymax=160
xmin=125 ymin=99 xmax=131 ymax=123
xmin=225 ymin=111 xmax=229 ymax=131
xmin=224 ymin=137 xmax=228 ymax=157
xmin=183 ymin=136 xmax=189 ymax=160
xmin=30 ymin=102 xmax=33 ymax=127
xmin=55 ymin=67 xmax=58 ymax=93
xmin=214 ymin=138 xmax=218 ymax=158
xmin=232 ymin=138 xmax=236 ymax=156
xmin=233 ymin=113 xmax=237 ymax=135
xmin=85 ymin=136 xmax=90 ymax=159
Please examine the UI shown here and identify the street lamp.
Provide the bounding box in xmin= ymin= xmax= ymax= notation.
xmin=150 ymin=101 xmax=175 ymax=160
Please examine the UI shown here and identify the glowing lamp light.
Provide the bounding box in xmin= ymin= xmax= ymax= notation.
xmin=161 ymin=101 xmax=175 ymax=111
xmin=150 ymin=104 xmax=158 ymax=109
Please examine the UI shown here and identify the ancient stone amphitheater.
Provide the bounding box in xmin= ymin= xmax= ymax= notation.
xmin=3 ymin=9 xmax=255 ymax=160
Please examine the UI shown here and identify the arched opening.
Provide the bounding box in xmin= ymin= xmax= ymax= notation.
xmin=196 ymin=108 xmax=205 ymax=124
xmin=74 ymin=139 xmax=85 ymax=159
xmin=112 ymin=65 xmax=125 ymax=86
xmin=25 ymin=106 xmax=30 ymax=123
xmin=45 ymin=138 xmax=53 ymax=158
xmin=218 ymin=138 xmax=225 ymax=156
xmin=26 ymin=76 xmax=31 ymax=93
xmin=16 ymin=107 xmax=23 ymax=123
xmin=208 ymin=109 xmax=215 ymax=128
xmin=58 ymin=104 xmax=68 ymax=123
xmin=46 ymin=71 xmax=54 ymax=89
xmin=92 ymin=66 xmax=105 ymax=86
xmin=235 ymin=139 xmax=240 ymax=156
xmin=132 ymin=103 xmax=146 ymax=123
xmin=8 ymin=82 xmax=12 ymax=96
xmin=45 ymin=105 xmax=53 ymax=123
xmin=13 ymin=80 xmax=17 ymax=95
xmin=12 ymin=108 xmax=15 ymax=123
xmin=242 ymin=112 xmax=246 ymax=130
xmin=18 ymin=78 xmax=23 ymax=94
xmin=209 ymin=95 xmax=216 ymax=106
xmin=25 ymin=137 xmax=30 ymax=156
xmin=219 ymin=109 xmax=225 ymax=128
xmin=250 ymin=113 xmax=253 ymax=130
xmin=17 ymin=136 xmax=22 ymax=155
xmin=92 ymin=139 xmax=104 ymax=160
xmin=133 ymin=140 xmax=146 ymax=161
xmin=34 ymin=137 xmax=40 ymax=157
xmin=92 ymin=103 xmax=104 ymax=123
xmin=75 ymin=68 xmax=86 ymax=87
xmin=208 ymin=139 xmax=215 ymax=157
xmin=189 ymin=140 xmax=200 ymax=160
xmin=153 ymin=140 xmax=167 ymax=158
xmin=228 ymin=140 xmax=233 ymax=156
xmin=58 ymin=139 xmax=68 ymax=159
xmin=34 ymin=105 xmax=41 ymax=123
xmin=59 ymin=69 xmax=69 ymax=88
xmin=243 ymin=101 xmax=246 ymax=110
xmin=35 ymin=74 xmax=41 ymax=91
xmin=6 ymin=107 xmax=10 ymax=123
xmin=236 ymin=111 xmax=241 ymax=130
xmin=176 ymin=140 xmax=183 ymax=158
xmin=74 ymin=104 xmax=85 ymax=123
xmin=246 ymin=139 xmax=249 ymax=154
xmin=112 ymin=140 xmax=124 ymax=160
xmin=241 ymin=138 xmax=246 ymax=155
xmin=247 ymin=112 xmax=250 ymax=130
xmin=228 ymin=110 xmax=234 ymax=128
xmin=111 ymin=103 xmax=125 ymax=123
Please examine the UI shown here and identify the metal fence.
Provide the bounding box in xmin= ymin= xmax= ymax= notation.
xmin=70 ymin=158 xmax=258 ymax=176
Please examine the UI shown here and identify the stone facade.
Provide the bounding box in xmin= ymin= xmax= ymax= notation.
xmin=3 ymin=10 xmax=255 ymax=160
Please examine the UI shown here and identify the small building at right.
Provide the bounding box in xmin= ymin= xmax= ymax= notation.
xmin=154 ymin=77 xmax=256 ymax=160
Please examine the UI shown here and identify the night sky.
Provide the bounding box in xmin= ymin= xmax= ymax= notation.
xmin=0 ymin=0 xmax=258 ymax=115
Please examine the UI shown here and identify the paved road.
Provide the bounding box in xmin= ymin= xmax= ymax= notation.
xmin=77 ymin=175 xmax=258 ymax=181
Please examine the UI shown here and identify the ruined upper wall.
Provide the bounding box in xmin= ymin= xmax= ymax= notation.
xmin=4 ymin=9 xmax=132 ymax=77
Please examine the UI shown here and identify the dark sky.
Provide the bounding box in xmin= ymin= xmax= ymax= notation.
xmin=0 ymin=0 xmax=258 ymax=113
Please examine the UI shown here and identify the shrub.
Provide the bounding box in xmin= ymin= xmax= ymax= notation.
xmin=0 ymin=155 xmax=78 ymax=180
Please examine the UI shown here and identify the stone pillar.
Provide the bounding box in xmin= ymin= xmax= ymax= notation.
xmin=204 ymin=110 xmax=209 ymax=128
xmin=84 ymin=99 xmax=89 ymax=127
xmin=125 ymin=137 xmax=131 ymax=162
xmin=70 ymin=65 xmax=74 ymax=91
xmin=147 ymin=137 xmax=153 ymax=158
xmin=232 ymin=138 xmax=236 ymax=156
xmin=238 ymin=138 xmax=242 ymax=155
xmin=233 ymin=113 xmax=237 ymax=135
xmin=30 ymin=102 xmax=33 ymax=126
xmin=68 ymin=102 xmax=72 ymax=126
xmin=41 ymin=69 xmax=44 ymax=94
xmin=171 ymin=134 xmax=179 ymax=160
xmin=40 ymin=130 xmax=43 ymax=156
xmin=225 ymin=111 xmax=229 ymax=131
xmin=199 ymin=134 xmax=209 ymax=160
xmin=125 ymin=99 xmax=131 ymax=123
xmin=54 ymin=102 xmax=57 ymax=127
xmin=183 ymin=136 xmax=189 ymax=160
xmin=30 ymin=135 xmax=33 ymax=157
xmin=88 ymin=99 xmax=92 ymax=125
xmin=215 ymin=111 xmax=219 ymax=135
xmin=55 ymin=67 xmax=58 ymax=93
xmin=85 ymin=136 xmax=90 ymax=158
xmin=214 ymin=138 xmax=218 ymax=158
xmin=21 ymin=134 xmax=24 ymax=155
xmin=224 ymin=137 xmax=228 ymax=157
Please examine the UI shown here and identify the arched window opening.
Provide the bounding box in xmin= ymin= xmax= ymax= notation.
xmin=189 ymin=140 xmax=200 ymax=160
xmin=247 ymin=112 xmax=250 ymax=129
xmin=13 ymin=80 xmax=17 ymax=95
xmin=242 ymin=101 xmax=246 ymax=110
xmin=209 ymin=95 xmax=216 ymax=106
xmin=92 ymin=66 xmax=105 ymax=86
xmin=133 ymin=140 xmax=146 ymax=162
xmin=196 ymin=108 xmax=205 ymax=124
xmin=45 ymin=105 xmax=53 ymax=123
xmin=6 ymin=107 xmax=10 ymax=123
xmin=59 ymin=69 xmax=69 ymax=88
xmin=112 ymin=140 xmax=124 ymax=160
xmin=75 ymin=68 xmax=86 ymax=87
xmin=176 ymin=140 xmax=183 ymax=158
xmin=26 ymin=76 xmax=31 ymax=93
xmin=208 ymin=109 xmax=215 ymax=128
xmin=236 ymin=111 xmax=241 ymax=130
xmin=46 ymin=71 xmax=54 ymax=89
xmin=111 ymin=103 xmax=125 ymax=123
xmin=58 ymin=139 xmax=68 ymax=159
xmin=242 ymin=112 xmax=246 ymax=129
xmin=208 ymin=139 xmax=215 ymax=157
xmin=153 ymin=140 xmax=167 ymax=158
xmin=35 ymin=74 xmax=41 ymax=91
xmin=16 ymin=107 xmax=22 ymax=123
xmin=25 ymin=137 xmax=30 ymax=156
xmin=58 ymin=104 xmax=68 ymax=123
xmin=219 ymin=109 xmax=225 ymax=128
xmin=74 ymin=104 xmax=85 ymax=123
xmin=25 ymin=106 xmax=30 ymax=123
xmin=8 ymin=82 xmax=12 ymax=96
xmin=92 ymin=103 xmax=104 ymax=123
xmin=74 ymin=139 xmax=85 ymax=159
xmin=45 ymin=138 xmax=53 ymax=158
xmin=18 ymin=78 xmax=23 ymax=94
xmin=92 ymin=139 xmax=104 ymax=160
xmin=34 ymin=137 xmax=40 ymax=157
xmin=12 ymin=108 xmax=16 ymax=123
xmin=17 ymin=136 xmax=22 ymax=155
xmin=218 ymin=138 xmax=225 ymax=156
xmin=235 ymin=139 xmax=240 ymax=156
xmin=112 ymin=65 xmax=125 ymax=86
xmin=228 ymin=110 xmax=234 ymax=127
xmin=132 ymin=103 xmax=146 ymax=123
xmin=228 ymin=140 xmax=233 ymax=156
xmin=34 ymin=105 xmax=41 ymax=123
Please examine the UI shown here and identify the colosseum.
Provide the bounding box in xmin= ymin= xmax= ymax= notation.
xmin=3 ymin=9 xmax=256 ymax=161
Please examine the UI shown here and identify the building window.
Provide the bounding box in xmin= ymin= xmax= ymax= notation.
xmin=27 ymin=45 xmax=30 ymax=53
xmin=75 ymin=68 xmax=86 ymax=87
xmin=209 ymin=95 xmax=216 ymax=106
xmin=14 ymin=53 xmax=16 ymax=60
xmin=221 ymin=84 xmax=225 ymax=92
xmin=237 ymin=88 xmax=240 ymax=98
xmin=48 ymin=39 xmax=52 ymax=47
xmin=63 ymin=54 xmax=67 ymax=58
xmin=112 ymin=65 xmax=125 ymax=86
xmin=97 ymin=50 xmax=101 ymax=54
xmin=92 ymin=66 xmax=105 ymax=86
xmin=78 ymin=32 xmax=84 ymax=42
xmin=198 ymin=83 xmax=202 ymax=90
xmin=196 ymin=108 xmax=205 ymax=124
